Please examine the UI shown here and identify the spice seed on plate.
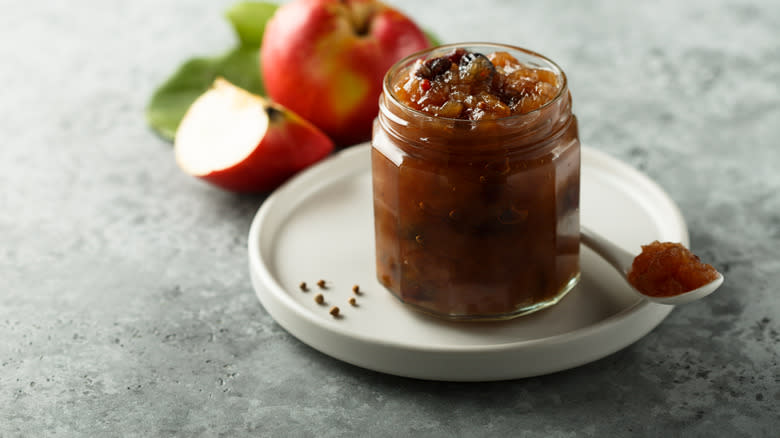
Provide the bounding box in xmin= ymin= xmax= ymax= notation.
xmin=314 ymin=294 xmax=324 ymax=305
xmin=352 ymin=284 xmax=360 ymax=294
xmin=329 ymin=306 xmax=340 ymax=317
xmin=299 ymin=282 xmax=308 ymax=292
xmin=317 ymin=279 xmax=327 ymax=289
xmin=348 ymin=297 xmax=357 ymax=306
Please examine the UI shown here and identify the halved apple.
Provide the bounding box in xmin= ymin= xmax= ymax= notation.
xmin=174 ymin=78 xmax=334 ymax=193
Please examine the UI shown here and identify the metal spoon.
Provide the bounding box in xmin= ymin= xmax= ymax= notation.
xmin=580 ymin=226 xmax=724 ymax=305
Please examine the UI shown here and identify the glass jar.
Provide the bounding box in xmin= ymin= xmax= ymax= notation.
xmin=371 ymin=43 xmax=580 ymax=320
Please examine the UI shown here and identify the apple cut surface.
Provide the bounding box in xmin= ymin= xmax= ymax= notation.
xmin=175 ymin=79 xmax=334 ymax=193
xmin=175 ymin=79 xmax=269 ymax=175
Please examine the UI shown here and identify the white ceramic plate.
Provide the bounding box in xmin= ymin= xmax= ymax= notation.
xmin=248 ymin=143 xmax=687 ymax=381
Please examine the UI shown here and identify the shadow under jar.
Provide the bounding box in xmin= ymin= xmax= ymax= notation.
xmin=372 ymin=43 xmax=581 ymax=320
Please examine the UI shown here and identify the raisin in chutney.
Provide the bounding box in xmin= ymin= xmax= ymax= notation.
xmin=371 ymin=43 xmax=581 ymax=320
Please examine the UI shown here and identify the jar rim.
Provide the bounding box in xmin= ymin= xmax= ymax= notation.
xmin=382 ymin=42 xmax=569 ymax=125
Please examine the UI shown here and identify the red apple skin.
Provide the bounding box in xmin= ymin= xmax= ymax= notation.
xmin=200 ymin=106 xmax=334 ymax=192
xmin=261 ymin=0 xmax=431 ymax=147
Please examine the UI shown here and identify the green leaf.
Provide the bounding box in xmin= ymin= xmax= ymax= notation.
xmin=424 ymin=29 xmax=442 ymax=47
xmin=146 ymin=1 xmax=278 ymax=142
xmin=225 ymin=2 xmax=278 ymax=47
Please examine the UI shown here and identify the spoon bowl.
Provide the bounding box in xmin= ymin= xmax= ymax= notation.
xmin=580 ymin=226 xmax=723 ymax=305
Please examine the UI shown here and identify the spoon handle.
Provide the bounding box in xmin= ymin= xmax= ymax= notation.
xmin=580 ymin=226 xmax=636 ymax=275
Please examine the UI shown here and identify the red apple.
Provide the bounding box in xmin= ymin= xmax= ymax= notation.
xmin=175 ymin=78 xmax=334 ymax=193
xmin=261 ymin=0 xmax=431 ymax=147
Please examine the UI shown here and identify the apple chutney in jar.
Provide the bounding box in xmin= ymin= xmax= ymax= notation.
xmin=371 ymin=43 xmax=581 ymax=320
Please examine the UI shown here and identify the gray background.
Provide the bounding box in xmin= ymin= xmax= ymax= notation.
xmin=2 ymin=0 xmax=778 ymax=436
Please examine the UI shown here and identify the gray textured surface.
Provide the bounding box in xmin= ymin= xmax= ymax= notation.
xmin=1 ymin=0 xmax=778 ymax=436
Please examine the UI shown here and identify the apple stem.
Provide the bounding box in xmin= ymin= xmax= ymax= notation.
xmin=340 ymin=0 xmax=374 ymax=37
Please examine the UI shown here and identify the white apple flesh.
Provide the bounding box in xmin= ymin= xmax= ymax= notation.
xmin=175 ymin=79 xmax=334 ymax=193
